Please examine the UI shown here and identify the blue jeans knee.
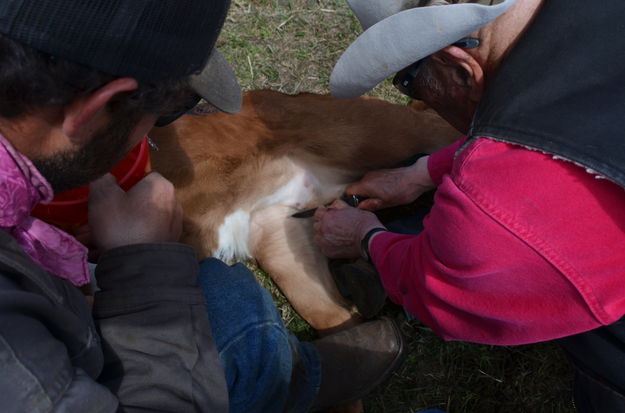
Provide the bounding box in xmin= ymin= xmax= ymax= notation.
xmin=197 ymin=258 xmax=320 ymax=413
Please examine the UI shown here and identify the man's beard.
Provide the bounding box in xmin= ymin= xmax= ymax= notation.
xmin=33 ymin=118 xmax=137 ymax=193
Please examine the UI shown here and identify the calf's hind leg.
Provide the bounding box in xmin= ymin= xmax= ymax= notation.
xmin=250 ymin=205 xmax=361 ymax=334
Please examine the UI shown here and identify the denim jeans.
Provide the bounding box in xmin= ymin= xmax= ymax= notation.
xmin=571 ymin=367 xmax=625 ymax=413
xmin=197 ymin=258 xmax=320 ymax=413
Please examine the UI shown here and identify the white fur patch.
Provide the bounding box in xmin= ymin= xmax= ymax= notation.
xmin=215 ymin=210 xmax=251 ymax=263
xmin=213 ymin=157 xmax=348 ymax=262
xmin=253 ymin=162 xmax=318 ymax=210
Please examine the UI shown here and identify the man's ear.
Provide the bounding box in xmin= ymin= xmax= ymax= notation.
xmin=431 ymin=46 xmax=484 ymax=102
xmin=62 ymin=77 xmax=138 ymax=140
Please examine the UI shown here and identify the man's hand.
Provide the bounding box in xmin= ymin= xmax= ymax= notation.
xmin=313 ymin=199 xmax=385 ymax=259
xmin=347 ymin=155 xmax=435 ymax=211
xmin=88 ymin=172 xmax=183 ymax=252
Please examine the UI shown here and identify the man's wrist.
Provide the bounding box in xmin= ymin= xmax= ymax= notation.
xmin=408 ymin=155 xmax=435 ymax=189
xmin=360 ymin=227 xmax=388 ymax=262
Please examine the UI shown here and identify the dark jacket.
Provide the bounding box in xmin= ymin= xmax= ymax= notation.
xmin=0 ymin=228 xmax=228 ymax=412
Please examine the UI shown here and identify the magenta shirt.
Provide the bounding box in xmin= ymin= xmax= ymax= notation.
xmin=371 ymin=137 xmax=625 ymax=345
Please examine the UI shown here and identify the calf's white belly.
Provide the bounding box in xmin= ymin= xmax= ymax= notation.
xmin=214 ymin=157 xmax=348 ymax=262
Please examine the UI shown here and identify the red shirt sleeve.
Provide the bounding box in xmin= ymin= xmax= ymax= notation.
xmin=427 ymin=137 xmax=467 ymax=186
xmin=369 ymin=138 xmax=616 ymax=346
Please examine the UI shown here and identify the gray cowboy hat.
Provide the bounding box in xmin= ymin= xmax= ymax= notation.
xmin=330 ymin=0 xmax=517 ymax=98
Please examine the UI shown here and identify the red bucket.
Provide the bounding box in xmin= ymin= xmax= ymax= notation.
xmin=31 ymin=137 xmax=151 ymax=233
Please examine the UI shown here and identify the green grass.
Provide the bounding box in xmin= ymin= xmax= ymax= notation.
xmin=220 ymin=1 xmax=575 ymax=411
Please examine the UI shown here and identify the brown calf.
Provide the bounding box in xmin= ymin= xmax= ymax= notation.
xmin=148 ymin=90 xmax=459 ymax=333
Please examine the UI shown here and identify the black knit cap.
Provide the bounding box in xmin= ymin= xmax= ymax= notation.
xmin=0 ymin=0 xmax=242 ymax=113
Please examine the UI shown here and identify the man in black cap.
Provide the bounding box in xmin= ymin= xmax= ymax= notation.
xmin=0 ymin=1 xmax=407 ymax=411
xmin=315 ymin=0 xmax=625 ymax=411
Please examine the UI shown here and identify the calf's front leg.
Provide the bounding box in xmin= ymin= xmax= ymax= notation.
xmin=250 ymin=205 xmax=361 ymax=334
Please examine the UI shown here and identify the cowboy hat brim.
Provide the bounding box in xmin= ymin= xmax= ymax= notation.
xmin=330 ymin=0 xmax=516 ymax=98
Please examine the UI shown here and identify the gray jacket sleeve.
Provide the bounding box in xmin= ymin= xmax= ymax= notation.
xmin=0 ymin=259 xmax=119 ymax=413
xmin=0 ymin=239 xmax=227 ymax=413
xmin=93 ymin=243 xmax=229 ymax=413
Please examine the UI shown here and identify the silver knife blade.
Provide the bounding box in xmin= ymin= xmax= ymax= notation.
xmin=291 ymin=207 xmax=318 ymax=218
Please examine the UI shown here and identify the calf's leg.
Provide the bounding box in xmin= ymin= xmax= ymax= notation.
xmin=250 ymin=205 xmax=361 ymax=334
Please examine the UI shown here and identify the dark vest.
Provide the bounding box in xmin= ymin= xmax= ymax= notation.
xmin=469 ymin=0 xmax=625 ymax=393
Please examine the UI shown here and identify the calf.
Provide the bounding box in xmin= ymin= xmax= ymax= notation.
xmin=148 ymin=90 xmax=459 ymax=333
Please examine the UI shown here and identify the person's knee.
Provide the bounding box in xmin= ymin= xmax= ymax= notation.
xmin=197 ymin=259 xmax=282 ymax=346
xmin=220 ymin=323 xmax=294 ymax=413
xmin=197 ymin=259 xmax=264 ymax=299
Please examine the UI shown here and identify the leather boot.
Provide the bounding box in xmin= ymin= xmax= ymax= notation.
xmin=310 ymin=317 xmax=407 ymax=410
xmin=328 ymin=259 xmax=387 ymax=319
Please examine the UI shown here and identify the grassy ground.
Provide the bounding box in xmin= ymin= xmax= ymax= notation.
xmin=219 ymin=1 xmax=575 ymax=412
